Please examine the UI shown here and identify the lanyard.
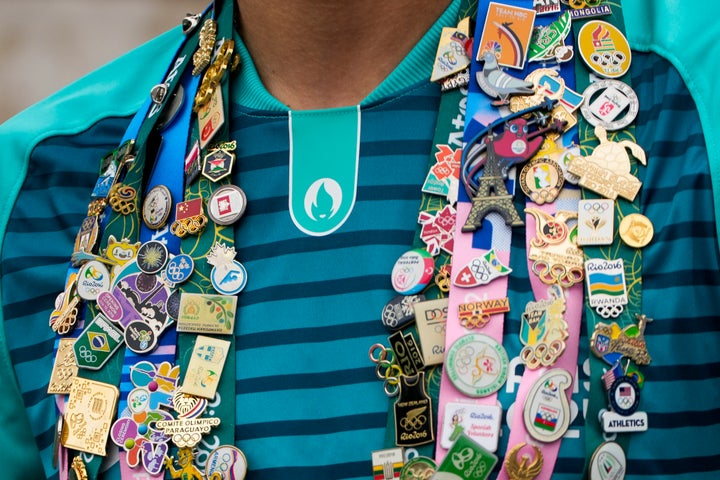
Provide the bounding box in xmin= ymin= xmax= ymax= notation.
xmin=570 ymin=2 xmax=648 ymax=475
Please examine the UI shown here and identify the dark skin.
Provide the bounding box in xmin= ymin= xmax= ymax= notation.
xmin=236 ymin=0 xmax=453 ymax=109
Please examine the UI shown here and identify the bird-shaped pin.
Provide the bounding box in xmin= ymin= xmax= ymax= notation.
xmin=476 ymin=51 xmax=534 ymax=106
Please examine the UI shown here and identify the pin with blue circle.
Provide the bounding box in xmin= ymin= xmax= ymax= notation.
xmin=207 ymin=242 xmax=248 ymax=295
xmin=164 ymin=254 xmax=195 ymax=285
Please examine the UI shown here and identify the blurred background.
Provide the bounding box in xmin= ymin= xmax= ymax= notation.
xmin=0 ymin=0 xmax=206 ymax=122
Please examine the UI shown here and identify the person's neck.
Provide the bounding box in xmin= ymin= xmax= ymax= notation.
xmin=236 ymin=0 xmax=452 ymax=110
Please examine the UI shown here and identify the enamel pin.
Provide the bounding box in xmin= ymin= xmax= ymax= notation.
xmin=418 ymin=204 xmax=456 ymax=256
xmin=519 ymin=157 xmax=565 ymax=204
xmin=206 ymin=242 xmax=248 ymax=295
xmin=461 ymin=100 xmax=566 ymax=231
xmin=371 ymin=448 xmax=404 ymax=480
xmin=73 ymin=314 xmax=124 ymax=370
xmin=577 ymin=199 xmax=614 ymax=246
xmin=142 ymin=185 xmax=172 ymax=230
xmin=430 ymin=16 xmax=472 ymax=82
xmin=181 ymin=335 xmax=231 ymax=399
xmin=413 ymin=298 xmax=448 ymax=366
xmin=177 ymin=292 xmax=237 ymax=335
xmin=588 ymin=442 xmax=626 ymax=480
xmin=585 ymin=258 xmax=627 ymax=318
xmin=422 ymin=144 xmax=462 ymax=202
xmin=208 ymin=184 xmax=247 ymax=225
xmin=581 ymin=79 xmax=639 ymax=131
xmin=394 ymin=372 xmax=434 ymax=446
xmin=108 ymin=183 xmax=137 ymax=215
xmin=440 ymin=401 xmax=502 ymax=452
xmin=458 ymin=297 xmax=510 ymax=329
xmin=519 ymin=285 xmax=568 ymax=369
xmin=391 ymin=248 xmax=434 ymax=295
xmin=567 ymin=126 xmax=647 ymax=201
xmin=434 ymin=433 xmax=498 ymax=480
xmin=577 ymin=20 xmax=632 ymax=78
xmin=445 ymin=333 xmax=509 ymax=397
xmin=528 ymin=11 xmax=574 ymax=63
xmin=381 ymin=294 xmax=425 ymax=330
xmin=171 ymin=197 xmax=208 ymax=238
xmin=525 ymin=208 xmax=584 ymax=287
xmin=49 ymin=272 xmax=81 ymax=335
xmin=453 ymin=249 xmax=511 ymax=288
xmin=591 ymin=314 xmax=653 ymax=367
xmin=523 ymin=368 xmax=573 ymax=442
xmin=478 ymin=3 xmax=537 ymax=69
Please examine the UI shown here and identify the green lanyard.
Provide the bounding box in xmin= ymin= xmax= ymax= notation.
xmin=177 ymin=0 xmax=239 ymax=458
xmin=571 ymin=2 xmax=647 ymax=474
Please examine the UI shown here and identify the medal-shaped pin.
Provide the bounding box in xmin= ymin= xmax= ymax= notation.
xmin=394 ymin=372 xmax=435 ymax=447
xmin=142 ymin=185 xmax=173 ymax=230
xmin=577 ymin=20 xmax=632 ymax=79
xmin=519 ymin=157 xmax=565 ymax=204
xmin=525 ymin=208 xmax=584 ymax=287
xmin=206 ymin=242 xmax=248 ymax=295
xmin=581 ymin=79 xmax=640 ymax=132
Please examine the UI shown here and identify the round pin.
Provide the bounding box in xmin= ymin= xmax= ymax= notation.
xmin=581 ymin=79 xmax=639 ymax=131
xmin=76 ymin=260 xmax=111 ymax=301
xmin=381 ymin=294 xmax=425 ymax=330
xmin=445 ymin=333 xmax=508 ymax=397
xmin=589 ymin=441 xmax=626 ymax=480
xmin=519 ymin=157 xmax=565 ymax=205
xmin=205 ymin=445 xmax=248 ymax=480
xmin=577 ymin=21 xmax=631 ymax=78
xmin=210 ymin=260 xmax=248 ymax=295
xmin=619 ymin=213 xmax=653 ymax=248
xmin=391 ymin=249 xmax=434 ymax=295
xmin=399 ymin=456 xmax=437 ymax=480
xmin=166 ymin=290 xmax=181 ymax=320
xmin=136 ymin=241 xmax=169 ymax=274
xmin=165 ymin=254 xmax=195 ymax=284
xmin=124 ymin=320 xmax=157 ymax=354
xmin=608 ymin=375 xmax=641 ymax=416
xmin=208 ymin=185 xmax=247 ymax=225
xmin=142 ymin=185 xmax=173 ymax=229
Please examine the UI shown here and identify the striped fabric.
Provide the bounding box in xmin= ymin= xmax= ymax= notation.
xmin=1 ymin=42 xmax=719 ymax=480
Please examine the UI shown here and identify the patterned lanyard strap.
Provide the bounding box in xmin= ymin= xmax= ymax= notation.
xmin=47 ymin=1 xmax=247 ymax=478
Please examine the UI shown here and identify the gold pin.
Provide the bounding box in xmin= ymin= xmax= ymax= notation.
xmin=619 ymin=213 xmax=653 ymax=248
xmin=504 ymin=443 xmax=543 ymax=480
xmin=62 ymin=378 xmax=119 ymax=456
xmin=47 ymin=338 xmax=79 ymax=394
